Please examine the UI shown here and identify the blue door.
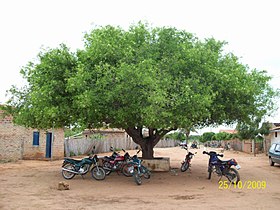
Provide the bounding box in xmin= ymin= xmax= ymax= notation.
xmin=46 ymin=132 xmax=52 ymax=158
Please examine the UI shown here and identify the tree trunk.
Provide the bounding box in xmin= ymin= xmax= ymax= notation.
xmin=185 ymin=130 xmax=190 ymax=145
xmin=252 ymin=139 xmax=256 ymax=157
xmin=125 ymin=127 xmax=173 ymax=159
xmin=140 ymin=138 xmax=155 ymax=159
xmin=263 ymin=135 xmax=267 ymax=156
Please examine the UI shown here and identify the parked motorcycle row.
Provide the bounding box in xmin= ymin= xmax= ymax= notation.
xmin=61 ymin=146 xmax=151 ymax=185
xmin=62 ymin=145 xmax=241 ymax=185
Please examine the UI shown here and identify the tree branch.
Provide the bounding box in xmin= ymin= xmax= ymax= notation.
xmin=148 ymin=128 xmax=155 ymax=137
xmin=139 ymin=126 xmax=143 ymax=138
xmin=125 ymin=127 xmax=144 ymax=145
xmin=152 ymin=128 xmax=175 ymax=147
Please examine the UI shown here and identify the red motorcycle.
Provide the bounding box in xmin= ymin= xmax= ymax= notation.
xmin=101 ymin=147 xmax=131 ymax=176
xmin=181 ymin=146 xmax=196 ymax=172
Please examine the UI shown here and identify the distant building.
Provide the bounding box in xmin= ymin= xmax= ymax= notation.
xmin=218 ymin=129 xmax=237 ymax=134
xmin=267 ymin=123 xmax=280 ymax=145
xmin=0 ymin=109 xmax=64 ymax=161
xmin=261 ymin=123 xmax=280 ymax=154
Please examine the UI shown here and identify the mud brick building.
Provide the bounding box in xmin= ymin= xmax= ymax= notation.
xmin=0 ymin=109 xmax=64 ymax=161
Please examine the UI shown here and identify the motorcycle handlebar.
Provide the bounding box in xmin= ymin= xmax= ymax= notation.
xmin=203 ymin=151 xmax=223 ymax=157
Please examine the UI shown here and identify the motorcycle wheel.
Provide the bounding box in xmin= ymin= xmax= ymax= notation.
xmin=62 ymin=163 xmax=76 ymax=180
xmin=143 ymin=172 xmax=151 ymax=179
xmin=133 ymin=169 xmax=142 ymax=185
xmin=225 ymin=168 xmax=240 ymax=184
xmin=180 ymin=161 xmax=189 ymax=172
xmin=142 ymin=166 xmax=151 ymax=179
xmin=91 ymin=166 xmax=106 ymax=180
xmin=121 ymin=163 xmax=133 ymax=177
xmin=208 ymin=165 xmax=212 ymax=180
xmin=102 ymin=161 xmax=112 ymax=175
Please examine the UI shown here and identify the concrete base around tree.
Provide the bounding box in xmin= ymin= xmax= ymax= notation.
xmin=141 ymin=157 xmax=170 ymax=171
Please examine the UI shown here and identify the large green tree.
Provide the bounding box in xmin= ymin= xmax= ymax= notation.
xmin=5 ymin=23 xmax=278 ymax=159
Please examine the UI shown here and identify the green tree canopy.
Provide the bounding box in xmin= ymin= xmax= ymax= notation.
xmin=213 ymin=132 xmax=233 ymax=141
xmin=236 ymin=119 xmax=271 ymax=140
xmin=165 ymin=130 xmax=186 ymax=142
xmin=5 ymin=44 xmax=77 ymax=129
xmin=5 ymin=22 xmax=278 ymax=158
xmin=200 ymin=132 xmax=216 ymax=143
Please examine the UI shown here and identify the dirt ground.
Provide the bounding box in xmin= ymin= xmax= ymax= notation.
xmin=0 ymin=147 xmax=280 ymax=210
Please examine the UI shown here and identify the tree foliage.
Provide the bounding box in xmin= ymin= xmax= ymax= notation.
xmin=236 ymin=119 xmax=271 ymax=140
xmin=5 ymin=22 xmax=279 ymax=158
xmin=213 ymin=132 xmax=235 ymax=141
xmin=165 ymin=131 xmax=186 ymax=141
xmin=5 ymin=44 xmax=77 ymax=129
xmin=200 ymin=132 xmax=216 ymax=143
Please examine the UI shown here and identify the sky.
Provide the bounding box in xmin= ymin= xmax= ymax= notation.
xmin=0 ymin=0 xmax=279 ymax=132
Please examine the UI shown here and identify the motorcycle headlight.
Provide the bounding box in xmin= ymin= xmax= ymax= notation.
xmin=128 ymin=166 xmax=134 ymax=173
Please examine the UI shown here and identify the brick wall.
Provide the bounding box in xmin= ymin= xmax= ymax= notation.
xmin=22 ymin=128 xmax=65 ymax=160
xmin=0 ymin=123 xmax=23 ymax=161
xmin=242 ymin=140 xmax=252 ymax=153
xmin=222 ymin=139 xmax=263 ymax=154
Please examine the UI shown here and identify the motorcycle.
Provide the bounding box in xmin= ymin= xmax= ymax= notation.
xmin=104 ymin=146 xmax=120 ymax=161
xmin=101 ymin=148 xmax=131 ymax=176
xmin=127 ymin=149 xmax=151 ymax=185
xmin=180 ymin=146 xmax=195 ymax=172
xmin=62 ymin=147 xmax=106 ymax=180
xmin=203 ymin=151 xmax=241 ymax=183
xmin=190 ymin=143 xmax=198 ymax=149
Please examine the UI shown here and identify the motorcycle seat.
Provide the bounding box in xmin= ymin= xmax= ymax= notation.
xmin=220 ymin=159 xmax=232 ymax=164
xmin=103 ymin=156 xmax=114 ymax=161
xmin=64 ymin=157 xmax=83 ymax=163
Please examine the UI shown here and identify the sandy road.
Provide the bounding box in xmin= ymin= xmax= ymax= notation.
xmin=0 ymin=147 xmax=279 ymax=210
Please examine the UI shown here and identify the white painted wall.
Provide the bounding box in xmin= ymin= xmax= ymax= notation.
xmin=271 ymin=131 xmax=280 ymax=144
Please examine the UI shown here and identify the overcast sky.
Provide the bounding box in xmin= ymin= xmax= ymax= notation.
xmin=1 ymin=0 xmax=279 ymax=130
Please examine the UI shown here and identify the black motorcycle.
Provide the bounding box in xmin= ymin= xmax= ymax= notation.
xmin=62 ymin=147 xmax=106 ymax=180
xmin=181 ymin=146 xmax=195 ymax=172
xmin=203 ymin=151 xmax=241 ymax=183
xmin=190 ymin=143 xmax=198 ymax=149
